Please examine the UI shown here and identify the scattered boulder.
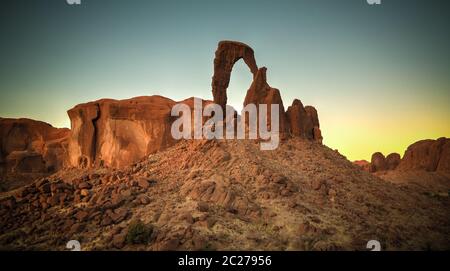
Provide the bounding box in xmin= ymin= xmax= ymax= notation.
xmin=197 ymin=201 xmax=209 ymax=212
xmin=113 ymin=232 xmax=127 ymax=249
xmin=137 ymin=178 xmax=150 ymax=189
xmin=75 ymin=210 xmax=89 ymax=222
xmin=182 ymin=174 xmax=258 ymax=217
xmin=109 ymin=208 xmax=130 ymax=224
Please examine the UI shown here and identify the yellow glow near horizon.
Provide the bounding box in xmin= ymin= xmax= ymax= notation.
xmin=321 ymin=106 xmax=450 ymax=161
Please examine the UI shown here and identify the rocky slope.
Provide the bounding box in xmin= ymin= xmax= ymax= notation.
xmin=0 ymin=138 xmax=448 ymax=250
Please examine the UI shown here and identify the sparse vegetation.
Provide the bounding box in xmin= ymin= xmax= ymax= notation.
xmin=125 ymin=220 xmax=153 ymax=245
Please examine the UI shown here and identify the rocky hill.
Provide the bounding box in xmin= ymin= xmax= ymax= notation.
xmin=1 ymin=138 xmax=449 ymax=250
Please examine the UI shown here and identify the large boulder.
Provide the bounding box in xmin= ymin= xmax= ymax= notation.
xmin=385 ymin=153 xmax=401 ymax=170
xmin=397 ymin=137 xmax=450 ymax=172
xmin=370 ymin=152 xmax=387 ymax=172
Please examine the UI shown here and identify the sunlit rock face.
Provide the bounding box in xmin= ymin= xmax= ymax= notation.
xmin=67 ymin=96 xmax=178 ymax=169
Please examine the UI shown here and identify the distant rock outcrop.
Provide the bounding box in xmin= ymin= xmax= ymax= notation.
xmin=353 ymin=160 xmax=371 ymax=172
xmin=397 ymin=137 xmax=450 ymax=172
xmin=356 ymin=138 xmax=450 ymax=173
xmin=370 ymin=152 xmax=387 ymax=172
xmin=0 ymin=118 xmax=69 ymax=189
xmin=354 ymin=152 xmax=401 ymax=173
xmin=385 ymin=153 xmax=401 ymax=170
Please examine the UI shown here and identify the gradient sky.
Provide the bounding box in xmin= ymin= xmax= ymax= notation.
xmin=1 ymin=0 xmax=449 ymax=161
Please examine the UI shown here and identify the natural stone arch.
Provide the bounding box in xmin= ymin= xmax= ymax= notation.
xmin=211 ymin=41 xmax=258 ymax=110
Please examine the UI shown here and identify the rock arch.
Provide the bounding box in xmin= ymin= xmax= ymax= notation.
xmin=211 ymin=41 xmax=258 ymax=110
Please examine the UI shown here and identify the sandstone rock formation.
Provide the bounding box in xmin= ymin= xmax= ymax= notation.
xmin=67 ymin=96 xmax=215 ymax=169
xmin=67 ymin=41 xmax=325 ymax=170
xmin=212 ymin=41 xmax=258 ymax=110
xmin=212 ymin=41 xmax=322 ymax=143
xmin=368 ymin=152 xmax=401 ymax=172
xmin=385 ymin=153 xmax=401 ymax=170
xmin=286 ymin=99 xmax=322 ymax=143
xmin=370 ymin=152 xmax=387 ymax=172
xmin=397 ymin=137 xmax=450 ymax=172
xmin=67 ymin=96 xmax=177 ymax=169
xmin=243 ymin=67 xmax=289 ymax=136
xmin=357 ymin=138 xmax=450 ymax=174
xmin=0 ymin=118 xmax=69 ymax=189
xmin=353 ymin=160 xmax=371 ymax=172
xmin=2 ymin=41 xmax=324 ymax=175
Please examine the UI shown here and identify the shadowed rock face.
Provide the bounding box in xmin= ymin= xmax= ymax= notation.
xmin=397 ymin=137 xmax=450 ymax=172
xmin=212 ymin=41 xmax=258 ymax=110
xmin=386 ymin=153 xmax=401 ymax=170
xmin=370 ymin=152 xmax=387 ymax=172
xmin=243 ymin=67 xmax=289 ymax=136
xmin=286 ymin=99 xmax=322 ymax=143
xmin=0 ymin=118 xmax=69 ymax=189
xmin=369 ymin=152 xmax=400 ymax=172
